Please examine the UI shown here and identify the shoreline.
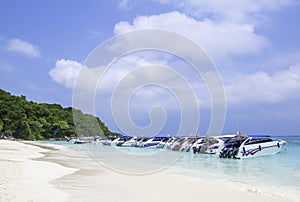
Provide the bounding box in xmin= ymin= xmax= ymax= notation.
xmin=0 ymin=140 xmax=295 ymax=202
xmin=30 ymin=141 xmax=294 ymax=202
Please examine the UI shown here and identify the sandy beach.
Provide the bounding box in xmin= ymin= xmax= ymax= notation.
xmin=0 ymin=140 xmax=77 ymax=202
xmin=0 ymin=140 xmax=293 ymax=202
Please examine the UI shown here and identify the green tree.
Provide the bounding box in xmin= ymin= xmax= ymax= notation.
xmin=51 ymin=120 xmax=69 ymax=138
xmin=16 ymin=119 xmax=32 ymax=139
xmin=0 ymin=119 xmax=3 ymax=133
xmin=0 ymin=88 xmax=112 ymax=139
xmin=28 ymin=133 xmax=36 ymax=140
xmin=29 ymin=120 xmax=42 ymax=135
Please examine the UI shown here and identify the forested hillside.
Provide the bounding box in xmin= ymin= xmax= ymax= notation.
xmin=0 ymin=89 xmax=110 ymax=140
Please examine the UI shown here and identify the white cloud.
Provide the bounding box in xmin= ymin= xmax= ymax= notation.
xmin=48 ymin=56 xmax=204 ymax=110
xmin=114 ymin=11 xmax=270 ymax=60
xmin=111 ymin=1 xmax=299 ymax=109
xmin=49 ymin=57 xmax=300 ymax=114
xmin=6 ymin=38 xmax=41 ymax=58
xmin=225 ymin=64 xmax=300 ymax=105
xmin=154 ymin=0 xmax=294 ymax=23
xmin=48 ymin=55 xmax=169 ymax=91
xmin=97 ymin=54 xmax=169 ymax=93
xmin=49 ymin=59 xmax=82 ymax=89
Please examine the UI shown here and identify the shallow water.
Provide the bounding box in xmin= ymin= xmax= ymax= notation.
xmin=42 ymin=136 xmax=300 ymax=201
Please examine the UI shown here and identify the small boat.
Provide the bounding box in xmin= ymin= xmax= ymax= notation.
xmin=113 ymin=136 xmax=133 ymax=146
xmin=142 ymin=135 xmax=172 ymax=148
xmin=164 ymin=137 xmax=177 ymax=149
xmin=74 ymin=140 xmax=87 ymax=144
xmin=119 ymin=136 xmax=137 ymax=147
xmin=170 ymin=137 xmax=190 ymax=151
xmin=178 ymin=137 xmax=198 ymax=152
xmin=218 ymin=134 xmax=286 ymax=159
xmin=75 ymin=137 xmax=94 ymax=144
xmin=67 ymin=137 xmax=93 ymax=144
xmin=190 ymin=136 xmax=223 ymax=154
xmin=135 ymin=137 xmax=151 ymax=147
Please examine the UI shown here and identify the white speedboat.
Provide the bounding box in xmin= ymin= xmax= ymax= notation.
xmin=164 ymin=137 xmax=177 ymax=149
xmin=121 ymin=136 xmax=137 ymax=147
xmin=218 ymin=135 xmax=286 ymax=159
xmin=170 ymin=137 xmax=189 ymax=151
xmin=142 ymin=136 xmax=171 ymax=148
xmin=110 ymin=137 xmax=123 ymax=146
xmin=135 ymin=137 xmax=151 ymax=147
xmin=190 ymin=136 xmax=221 ymax=154
xmin=68 ymin=137 xmax=94 ymax=144
xmin=115 ymin=136 xmax=133 ymax=146
xmin=179 ymin=137 xmax=198 ymax=152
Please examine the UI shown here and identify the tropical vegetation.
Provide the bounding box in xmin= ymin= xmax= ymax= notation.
xmin=0 ymin=89 xmax=110 ymax=140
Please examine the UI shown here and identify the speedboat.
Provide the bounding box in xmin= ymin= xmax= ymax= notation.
xmin=135 ymin=137 xmax=151 ymax=147
xmin=170 ymin=137 xmax=189 ymax=151
xmin=179 ymin=137 xmax=198 ymax=152
xmin=142 ymin=136 xmax=171 ymax=148
xmin=190 ymin=136 xmax=221 ymax=154
xmin=68 ymin=137 xmax=94 ymax=144
xmin=102 ymin=137 xmax=116 ymax=145
xmin=120 ymin=136 xmax=137 ymax=147
xmin=218 ymin=134 xmax=286 ymax=159
xmin=115 ymin=136 xmax=133 ymax=146
xmin=164 ymin=137 xmax=177 ymax=149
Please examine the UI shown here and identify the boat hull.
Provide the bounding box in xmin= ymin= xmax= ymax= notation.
xmin=236 ymin=140 xmax=286 ymax=159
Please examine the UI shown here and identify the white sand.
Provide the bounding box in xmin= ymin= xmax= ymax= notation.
xmin=0 ymin=140 xmax=292 ymax=202
xmin=64 ymin=168 xmax=290 ymax=202
xmin=0 ymin=140 xmax=77 ymax=202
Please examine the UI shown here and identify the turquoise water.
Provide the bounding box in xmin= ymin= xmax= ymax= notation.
xmin=42 ymin=136 xmax=300 ymax=201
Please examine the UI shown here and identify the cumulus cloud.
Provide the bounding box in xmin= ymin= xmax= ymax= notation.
xmin=49 ymin=59 xmax=83 ymax=89
xmin=97 ymin=54 xmax=169 ymax=93
xmin=114 ymin=11 xmax=270 ymax=60
xmin=48 ymin=56 xmax=204 ymax=109
xmin=48 ymin=57 xmax=300 ymax=112
xmin=225 ymin=64 xmax=300 ymax=105
xmin=6 ymin=38 xmax=41 ymax=58
xmin=154 ymin=0 xmax=294 ymax=23
xmin=48 ymin=55 xmax=168 ymax=90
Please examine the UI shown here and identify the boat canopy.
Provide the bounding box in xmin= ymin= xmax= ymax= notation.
xmin=153 ymin=134 xmax=172 ymax=138
xmin=246 ymin=134 xmax=271 ymax=138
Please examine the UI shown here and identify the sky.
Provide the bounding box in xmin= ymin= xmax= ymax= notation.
xmin=1 ymin=0 xmax=300 ymax=136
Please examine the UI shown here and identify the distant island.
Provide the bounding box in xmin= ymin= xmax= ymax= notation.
xmin=0 ymin=89 xmax=116 ymax=140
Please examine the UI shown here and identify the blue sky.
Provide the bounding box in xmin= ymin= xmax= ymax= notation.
xmin=1 ymin=0 xmax=300 ymax=136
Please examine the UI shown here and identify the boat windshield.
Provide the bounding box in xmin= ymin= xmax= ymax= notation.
xmin=187 ymin=138 xmax=197 ymax=144
xmin=220 ymin=137 xmax=232 ymax=142
xmin=204 ymin=137 xmax=219 ymax=145
xmin=224 ymin=136 xmax=247 ymax=145
xmin=176 ymin=138 xmax=187 ymax=143
xmin=244 ymin=137 xmax=273 ymax=145
xmin=142 ymin=138 xmax=151 ymax=142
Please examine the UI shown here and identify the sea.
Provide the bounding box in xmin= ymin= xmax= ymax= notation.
xmin=41 ymin=136 xmax=300 ymax=201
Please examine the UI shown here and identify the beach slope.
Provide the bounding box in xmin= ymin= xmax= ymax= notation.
xmin=0 ymin=140 xmax=76 ymax=202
